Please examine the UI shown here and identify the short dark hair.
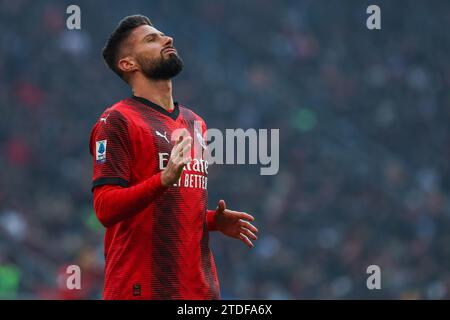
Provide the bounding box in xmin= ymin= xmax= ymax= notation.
xmin=102 ymin=15 xmax=153 ymax=82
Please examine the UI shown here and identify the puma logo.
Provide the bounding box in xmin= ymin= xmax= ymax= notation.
xmin=100 ymin=113 xmax=110 ymax=124
xmin=156 ymin=130 xmax=169 ymax=143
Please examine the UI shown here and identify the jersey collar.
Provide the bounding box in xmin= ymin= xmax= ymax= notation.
xmin=132 ymin=95 xmax=180 ymax=121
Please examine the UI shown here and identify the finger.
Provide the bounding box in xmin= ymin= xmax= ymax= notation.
xmin=175 ymin=135 xmax=192 ymax=149
xmin=172 ymin=151 xmax=191 ymax=168
xmin=173 ymin=129 xmax=190 ymax=144
xmin=173 ymin=156 xmax=191 ymax=171
xmin=174 ymin=131 xmax=187 ymax=146
xmin=180 ymin=144 xmax=192 ymax=158
xmin=225 ymin=210 xmax=254 ymax=222
xmin=239 ymin=233 xmax=254 ymax=248
xmin=172 ymin=136 xmax=192 ymax=157
xmin=240 ymin=220 xmax=258 ymax=233
xmin=171 ymin=151 xmax=182 ymax=164
xmin=171 ymin=144 xmax=181 ymax=159
xmin=241 ymin=227 xmax=258 ymax=241
xmin=178 ymin=136 xmax=193 ymax=152
xmin=177 ymin=142 xmax=192 ymax=164
xmin=174 ymin=155 xmax=191 ymax=166
xmin=217 ymin=199 xmax=226 ymax=214
xmin=238 ymin=212 xmax=254 ymax=221
xmin=182 ymin=156 xmax=192 ymax=165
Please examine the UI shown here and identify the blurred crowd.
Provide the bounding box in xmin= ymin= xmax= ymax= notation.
xmin=1 ymin=0 xmax=450 ymax=299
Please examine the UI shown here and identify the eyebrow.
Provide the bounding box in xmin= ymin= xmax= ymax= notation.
xmin=143 ymin=32 xmax=165 ymax=41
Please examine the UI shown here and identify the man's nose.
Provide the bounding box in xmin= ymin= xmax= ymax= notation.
xmin=163 ymin=36 xmax=174 ymax=47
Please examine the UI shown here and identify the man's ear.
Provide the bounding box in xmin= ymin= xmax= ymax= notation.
xmin=117 ymin=56 xmax=139 ymax=74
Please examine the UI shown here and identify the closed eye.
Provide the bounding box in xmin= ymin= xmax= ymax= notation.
xmin=144 ymin=32 xmax=165 ymax=42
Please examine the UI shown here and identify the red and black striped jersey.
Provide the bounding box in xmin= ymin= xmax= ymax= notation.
xmin=89 ymin=96 xmax=220 ymax=299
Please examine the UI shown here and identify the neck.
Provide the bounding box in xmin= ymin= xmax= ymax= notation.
xmin=131 ymin=74 xmax=174 ymax=111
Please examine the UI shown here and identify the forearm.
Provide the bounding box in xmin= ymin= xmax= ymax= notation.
xmin=93 ymin=172 xmax=167 ymax=228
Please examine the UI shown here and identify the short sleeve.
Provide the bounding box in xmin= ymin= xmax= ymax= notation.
xmin=89 ymin=109 xmax=132 ymax=190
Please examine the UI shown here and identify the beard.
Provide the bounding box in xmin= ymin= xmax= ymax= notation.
xmin=137 ymin=50 xmax=184 ymax=80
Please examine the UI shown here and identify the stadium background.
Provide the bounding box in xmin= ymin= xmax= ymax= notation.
xmin=1 ymin=0 xmax=450 ymax=299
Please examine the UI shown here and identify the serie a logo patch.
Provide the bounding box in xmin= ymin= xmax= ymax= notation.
xmin=96 ymin=140 xmax=107 ymax=164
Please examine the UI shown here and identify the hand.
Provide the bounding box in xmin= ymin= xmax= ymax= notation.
xmin=214 ymin=199 xmax=258 ymax=248
xmin=161 ymin=133 xmax=192 ymax=187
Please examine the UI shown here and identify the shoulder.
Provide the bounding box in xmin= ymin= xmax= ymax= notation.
xmin=92 ymin=99 xmax=137 ymax=129
xmin=179 ymin=104 xmax=206 ymax=125
xmin=89 ymin=102 xmax=133 ymax=154
xmin=89 ymin=100 xmax=136 ymax=141
xmin=99 ymin=99 xmax=134 ymax=121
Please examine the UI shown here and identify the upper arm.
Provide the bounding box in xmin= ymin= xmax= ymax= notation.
xmin=90 ymin=110 xmax=133 ymax=191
